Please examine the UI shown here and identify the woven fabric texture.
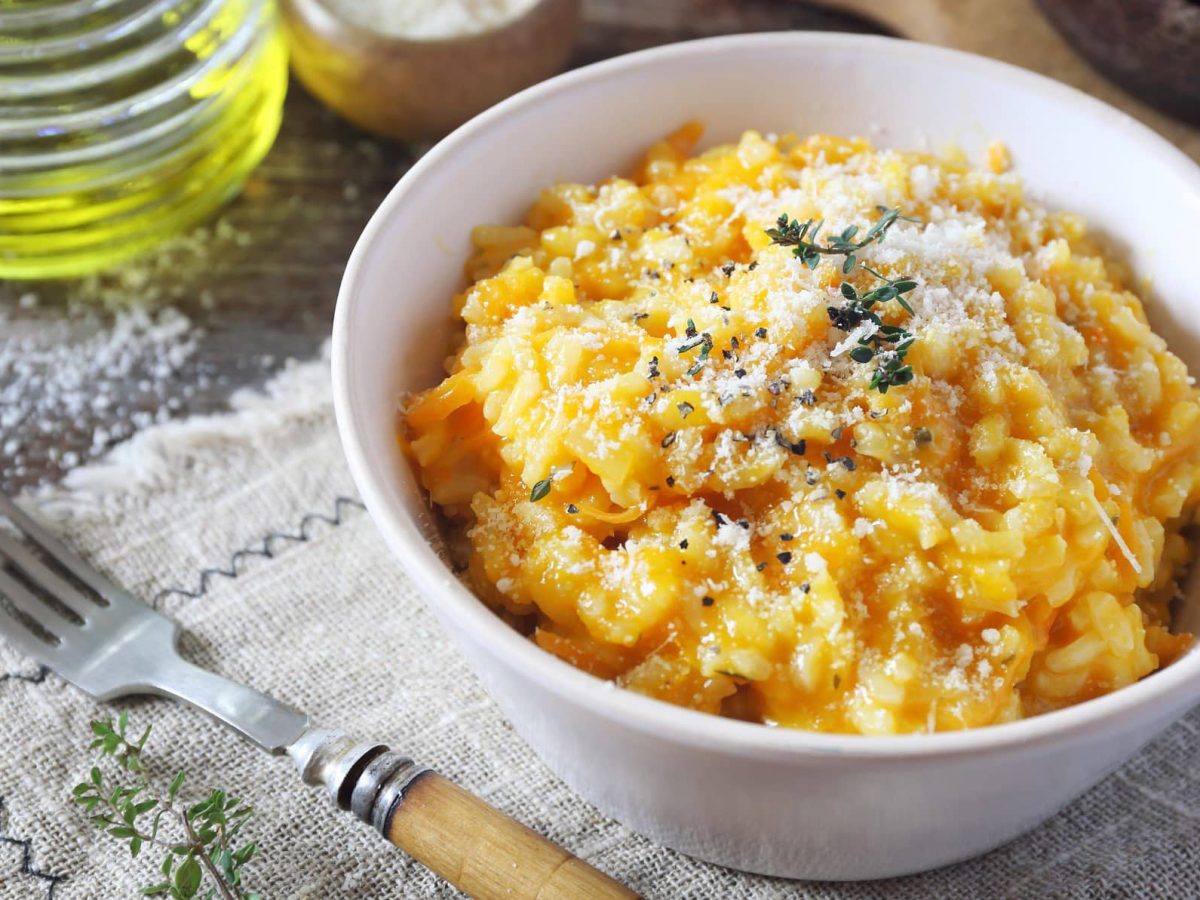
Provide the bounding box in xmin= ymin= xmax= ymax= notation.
xmin=0 ymin=357 xmax=1197 ymax=900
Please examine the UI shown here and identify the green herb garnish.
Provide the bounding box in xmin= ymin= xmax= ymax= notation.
xmin=765 ymin=207 xmax=917 ymax=272
xmin=677 ymin=318 xmax=714 ymax=378
xmin=686 ymin=341 xmax=712 ymax=376
xmin=530 ymin=479 xmax=552 ymax=502
xmin=768 ymin=208 xmax=922 ymax=394
xmin=830 ymin=275 xmax=918 ymax=393
xmin=72 ymin=715 xmax=260 ymax=900
xmin=861 ymin=266 xmax=918 ymax=314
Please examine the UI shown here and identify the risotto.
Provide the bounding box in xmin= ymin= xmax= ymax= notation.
xmin=403 ymin=125 xmax=1199 ymax=735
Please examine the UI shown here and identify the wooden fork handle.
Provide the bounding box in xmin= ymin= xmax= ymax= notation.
xmin=291 ymin=731 xmax=636 ymax=899
xmin=385 ymin=771 xmax=638 ymax=900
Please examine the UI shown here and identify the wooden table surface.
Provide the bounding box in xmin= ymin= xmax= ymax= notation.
xmin=0 ymin=0 xmax=874 ymax=495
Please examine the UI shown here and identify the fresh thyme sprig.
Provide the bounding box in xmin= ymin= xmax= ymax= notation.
xmin=765 ymin=207 xmax=918 ymax=274
xmin=835 ymin=269 xmax=919 ymax=393
xmin=855 ymin=324 xmax=916 ymax=393
xmin=72 ymin=714 xmax=260 ymax=900
xmin=859 ymin=266 xmax=918 ymax=314
xmin=766 ymin=207 xmax=922 ymax=393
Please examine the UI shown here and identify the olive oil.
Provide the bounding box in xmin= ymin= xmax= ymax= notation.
xmin=0 ymin=0 xmax=288 ymax=280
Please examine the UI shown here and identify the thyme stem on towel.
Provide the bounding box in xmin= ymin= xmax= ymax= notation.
xmin=71 ymin=713 xmax=261 ymax=900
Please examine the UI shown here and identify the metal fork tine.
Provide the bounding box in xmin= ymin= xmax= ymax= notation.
xmin=0 ymin=603 xmax=61 ymax=667
xmin=0 ymin=493 xmax=135 ymax=610
xmin=0 ymin=568 xmax=78 ymax=639
xmin=0 ymin=532 xmax=98 ymax=622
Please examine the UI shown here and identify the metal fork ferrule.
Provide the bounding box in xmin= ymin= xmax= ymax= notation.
xmin=351 ymin=750 xmax=425 ymax=826
xmin=369 ymin=759 xmax=432 ymax=836
xmin=290 ymin=729 xmax=387 ymax=808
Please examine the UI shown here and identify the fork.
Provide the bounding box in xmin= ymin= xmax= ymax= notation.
xmin=0 ymin=493 xmax=635 ymax=900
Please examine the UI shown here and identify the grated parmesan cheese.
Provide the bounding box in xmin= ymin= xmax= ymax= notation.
xmin=321 ymin=0 xmax=539 ymax=39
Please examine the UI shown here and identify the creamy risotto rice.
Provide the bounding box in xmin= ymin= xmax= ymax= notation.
xmin=404 ymin=126 xmax=1198 ymax=734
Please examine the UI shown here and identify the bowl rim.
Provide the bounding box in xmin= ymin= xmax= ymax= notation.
xmin=333 ymin=31 xmax=1200 ymax=761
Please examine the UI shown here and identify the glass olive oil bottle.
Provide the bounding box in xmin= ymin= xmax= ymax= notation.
xmin=0 ymin=0 xmax=287 ymax=279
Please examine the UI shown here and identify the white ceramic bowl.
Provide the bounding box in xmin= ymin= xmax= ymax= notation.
xmin=332 ymin=33 xmax=1200 ymax=881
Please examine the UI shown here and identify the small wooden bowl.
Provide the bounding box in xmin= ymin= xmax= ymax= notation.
xmin=281 ymin=0 xmax=581 ymax=142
